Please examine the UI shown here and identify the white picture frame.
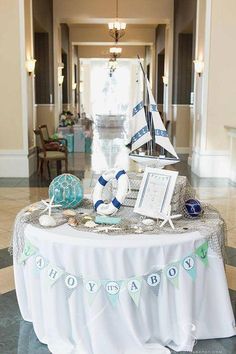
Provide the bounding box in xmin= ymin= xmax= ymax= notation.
xmin=134 ymin=168 xmax=179 ymax=219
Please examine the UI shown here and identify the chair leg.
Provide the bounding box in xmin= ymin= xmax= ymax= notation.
xmin=38 ymin=159 xmax=43 ymax=176
xmin=56 ymin=161 xmax=61 ymax=175
xmin=43 ymin=160 xmax=49 ymax=180
xmin=65 ymin=158 xmax=68 ymax=172
xmin=47 ymin=161 xmax=51 ymax=180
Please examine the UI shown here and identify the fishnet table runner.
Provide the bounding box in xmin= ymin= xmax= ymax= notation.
xmin=11 ymin=198 xmax=227 ymax=262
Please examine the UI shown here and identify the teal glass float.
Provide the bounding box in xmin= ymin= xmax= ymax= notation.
xmin=49 ymin=174 xmax=83 ymax=209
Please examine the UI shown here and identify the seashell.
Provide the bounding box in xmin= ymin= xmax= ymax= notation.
xmin=63 ymin=209 xmax=76 ymax=217
xmin=68 ymin=217 xmax=78 ymax=227
xmin=134 ymin=227 xmax=143 ymax=234
xmin=84 ymin=216 xmax=92 ymax=220
xmin=26 ymin=205 xmax=38 ymax=213
xmin=24 ymin=211 xmax=32 ymax=216
xmin=39 ymin=215 xmax=56 ymax=227
xmin=84 ymin=220 xmax=97 ymax=228
xmin=142 ymin=218 xmax=155 ymax=226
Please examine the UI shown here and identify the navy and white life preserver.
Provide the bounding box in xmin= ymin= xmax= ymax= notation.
xmin=93 ymin=169 xmax=129 ymax=215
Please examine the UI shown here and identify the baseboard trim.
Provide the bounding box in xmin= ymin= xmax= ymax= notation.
xmin=0 ymin=149 xmax=37 ymax=177
xmin=29 ymin=149 xmax=37 ymax=176
xmin=191 ymin=149 xmax=230 ymax=178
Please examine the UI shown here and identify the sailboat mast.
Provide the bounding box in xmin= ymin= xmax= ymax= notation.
xmin=137 ymin=56 xmax=153 ymax=156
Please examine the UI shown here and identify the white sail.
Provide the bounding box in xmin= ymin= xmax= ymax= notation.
xmin=130 ymin=80 xmax=152 ymax=152
xmin=146 ymin=77 xmax=178 ymax=159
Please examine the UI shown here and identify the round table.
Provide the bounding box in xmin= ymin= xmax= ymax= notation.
xmin=14 ymin=217 xmax=236 ymax=354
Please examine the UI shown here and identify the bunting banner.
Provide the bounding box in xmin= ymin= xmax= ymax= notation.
xmin=19 ymin=239 xmax=38 ymax=264
xmin=143 ymin=270 xmax=162 ymax=297
xmin=64 ymin=273 xmax=80 ymax=298
xmin=103 ymin=280 xmax=123 ymax=307
xmin=182 ymin=255 xmax=196 ymax=281
xmin=19 ymin=239 xmax=209 ymax=308
xmin=45 ymin=264 xmax=64 ymax=287
xmin=126 ymin=277 xmax=142 ymax=307
xmin=84 ymin=279 xmax=101 ymax=305
xmin=35 ymin=255 xmax=48 ymax=270
xmin=195 ymin=241 xmax=209 ymax=266
xmin=33 ymin=255 xmax=48 ymax=277
xmin=165 ymin=262 xmax=179 ymax=288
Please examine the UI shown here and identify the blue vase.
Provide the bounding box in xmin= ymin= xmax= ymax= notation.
xmin=49 ymin=174 xmax=83 ymax=209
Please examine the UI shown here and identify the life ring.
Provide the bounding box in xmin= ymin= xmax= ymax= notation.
xmin=93 ymin=169 xmax=129 ymax=215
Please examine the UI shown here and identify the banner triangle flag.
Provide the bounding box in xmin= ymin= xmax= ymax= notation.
xmin=126 ymin=277 xmax=142 ymax=307
xmin=182 ymin=254 xmax=196 ymax=281
xmin=45 ymin=264 xmax=64 ymax=287
xmin=84 ymin=279 xmax=101 ymax=305
xmin=195 ymin=241 xmax=209 ymax=266
xmin=33 ymin=255 xmax=48 ymax=276
xmin=143 ymin=270 xmax=162 ymax=296
xmin=19 ymin=239 xmax=38 ymax=264
xmin=165 ymin=262 xmax=180 ymax=288
xmin=102 ymin=280 xmax=123 ymax=307
xmin=64 ymin=273 xmax=80 ymax=299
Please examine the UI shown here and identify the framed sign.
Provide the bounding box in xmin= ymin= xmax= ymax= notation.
xmin=134 ymin=168 xmax=178 ymax=219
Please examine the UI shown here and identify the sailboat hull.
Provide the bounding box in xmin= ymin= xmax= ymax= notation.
xmin=129 ymin=153 xmax=180 ymax=168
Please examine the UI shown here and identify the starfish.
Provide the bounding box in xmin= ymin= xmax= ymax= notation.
xmin=159 ymin=206 xmax=182 ymax=230
xmin=41 ymin=196 xmax=62 ymax=216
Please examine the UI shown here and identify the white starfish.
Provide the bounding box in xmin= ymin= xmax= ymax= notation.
xmin=41 ymin=196 xmax=62 ymax=216
xmin=159 ymin=206 xmax=182 ymax=230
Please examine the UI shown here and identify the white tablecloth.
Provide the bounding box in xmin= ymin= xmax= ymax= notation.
xmin=14 ymin=223 xmax=236 ymax=354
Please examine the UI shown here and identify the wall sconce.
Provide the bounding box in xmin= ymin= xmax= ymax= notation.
xmin=162 ymin=76 xmax=168 ymax=86
xmin=72 ymin=83 xmax=77 ymax=90
xmin=58 ymin=62 xmax=64 ymax=70
xmin=26 ymin=59 xmax=36 ymax=75
xmin=193 ymin=60 xmax=204 ymax=76
xmin=58 ymin=75 xmax=64 ymax=86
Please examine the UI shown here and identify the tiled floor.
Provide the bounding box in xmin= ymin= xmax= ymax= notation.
xmin=0 ymin=126 xmax=235 ymax=353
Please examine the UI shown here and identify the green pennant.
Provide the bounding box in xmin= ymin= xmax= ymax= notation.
xmin=84 ymin=279 xmax=101 ymax=305
xmin=102 ymin=280 xmax=123 ymax=307
xmin=182 ymin=254 xmax=196 ymax=281
xmin=126 ymin=277 xmax=142 ymax=307
xmin=19 ymin=239 xmax=38 ymax=264
xmin=195 ymin=241 xmax=209 ymax=266
xmin=165 ymin=262 xmax=180 ymax=288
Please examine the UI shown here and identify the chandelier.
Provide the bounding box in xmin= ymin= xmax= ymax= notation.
xmin=109 ymin=46 xmax=122 ymax=58
xmin=108 ymin=0 xmax=126 ymax=42
xmin=108 ymin=58 xmax=118 ymax=77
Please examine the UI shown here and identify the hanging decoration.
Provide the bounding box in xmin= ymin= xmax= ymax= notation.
xmin=19 ymin=239 xmax=209 ymax=308
xmin=107 ymin=0 xmax=126 ymax=77
xmin=108 ymin=0 xmax=126 ymax=42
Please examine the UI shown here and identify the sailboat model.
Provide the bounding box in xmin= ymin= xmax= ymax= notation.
xmin=129 ymin=59 xmax=179 ymax=168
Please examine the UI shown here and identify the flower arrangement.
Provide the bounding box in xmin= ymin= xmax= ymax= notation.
xmin=59 ymin=111 xmax=76 ymax=127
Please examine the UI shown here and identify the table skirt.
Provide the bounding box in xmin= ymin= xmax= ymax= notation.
xmin=14 ymin=224 xmax=236 ymax=354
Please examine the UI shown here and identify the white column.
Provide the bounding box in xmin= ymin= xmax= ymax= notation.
xmin=191 ymin=0 xmax=236 ymax=178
